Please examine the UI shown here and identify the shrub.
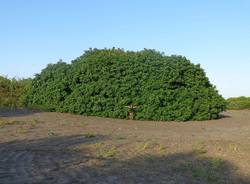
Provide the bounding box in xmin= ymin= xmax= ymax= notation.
xmin=25 ymin=48 xmax=226 ymax=121
xmin=0 ymin=76 xmax=31 ymax=109
xmin=227 ymin=97 xmax=250 ymax=110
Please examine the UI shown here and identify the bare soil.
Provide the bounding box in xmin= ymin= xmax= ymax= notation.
xmin=0 ymin=110 xmax=250 ymax=184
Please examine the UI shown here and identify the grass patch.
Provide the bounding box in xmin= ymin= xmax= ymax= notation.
xmin=28 ymin=118 xmax=43 ymax=129
xmin=156 ymin=144 xmax=166 ymax=153
xmin=84 ymin=132 xmax=96 ymax=138
xmin=0 ymin=119 xmax=26 ymax=127
xmin=209 ymin=158 xmax=223 ymax=169
xmin=192 ymin=140 xmax=207 ymax=155
xmin=93 ymin=142 xmax=105 ymax=148
xmin=144 ymin=154 xmax=156 ymax=163
xmin=192 ymin=166 xmax=218 ymax=182
xmin=137 ymin=140 xmax=166 ymax=154
xmin=138 ymin=140 xmax=157 ymax=151
xmin=228 ymin=143 xmax=238 ymax=152
xmin=15 ymin=127 xmax=29 ymax=134
xmin=0 ymin=118 xmax=43 ymax=129
xmin=180 ymin=158 xmax=224 ymax=183
xmin=48 ymin=129 xmax=59 ymax=137
xmin=97 ymin=145 xmax=117 ymax=158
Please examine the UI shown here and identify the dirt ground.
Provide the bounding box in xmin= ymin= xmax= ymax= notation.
xmin=0 ymin=110 xmax=250 ymax=184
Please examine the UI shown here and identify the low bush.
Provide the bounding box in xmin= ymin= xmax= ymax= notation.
xmin=0 ymin=76 xmax=31 ymax=109
xmin=25 ymin=48 xmax=226 ymax=121
xmin=227 ymin=97 xmax=250 ymax=110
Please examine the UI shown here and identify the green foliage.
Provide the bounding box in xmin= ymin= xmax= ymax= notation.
xmin=26 ymin=48 xmax=226 ymax=121
xmin=0 ymin=76 xmax=31 ymax=109
xmin=181 ymin=158 xmax=224 ymax=182
xmin=227 ymin=96 xmax=250 ymax=110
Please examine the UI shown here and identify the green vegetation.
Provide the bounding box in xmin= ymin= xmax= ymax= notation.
xmin=48 ymin=129 xmax=59 ymax=137
xmin=84 ymin=132 xmax=96 ymax=138
xmin=96 ymin=145 xmax=117 ymax=158
xmin=0 ymin=76 xmax=31 ymax=109
xmin=0 ymin=119 xmax=42 ymax=129
xmin=192 ymin=140 xmax=207 ymax=155
xmin=137 ymin=140 xmax=166 ymax=154
xmin=182 ymin=158 xmax=224 ymax=182
xmin=25 ymin=48 xmax=225 ymax=121
xmin=227 ymin=96 xmax=250 ymax=110
xmin=0 ymin=119 xmax=26 ymax=127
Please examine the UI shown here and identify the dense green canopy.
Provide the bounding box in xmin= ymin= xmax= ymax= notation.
xmin=25 ymin=48 xmax=226 ymax=121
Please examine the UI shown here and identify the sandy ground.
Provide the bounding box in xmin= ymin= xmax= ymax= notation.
xmin=0 ymin=110 xmax=250 ymax=184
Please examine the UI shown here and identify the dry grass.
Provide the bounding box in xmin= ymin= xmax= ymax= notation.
xmin=0 ymin=110 xmax=250 ymax=183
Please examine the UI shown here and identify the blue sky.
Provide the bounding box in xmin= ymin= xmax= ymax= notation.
xmin=1 ymin=0 xmax=250 ymax=98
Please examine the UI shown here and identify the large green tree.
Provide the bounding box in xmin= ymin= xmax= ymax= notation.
xmin=26 ymin=48 xmax=226 ymax=121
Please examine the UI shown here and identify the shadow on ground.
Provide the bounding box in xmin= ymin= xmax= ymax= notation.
xmin=0 ymin=135 xmax=249 ymax=184
xmin=0 ymin=109 xmax=233 ymax=120
xmin=0 ymin=108 xmax=41 ymax=118
xmin=219 ymin=113 xmax=231 ymax=119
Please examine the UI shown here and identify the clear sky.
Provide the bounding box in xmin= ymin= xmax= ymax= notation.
xmin=1 ymin=0 xmax=250 ymax=98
